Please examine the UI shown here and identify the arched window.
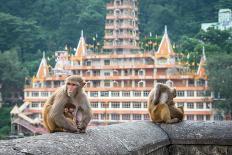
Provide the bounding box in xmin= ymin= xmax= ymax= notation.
xmin=113 ymin=70 xmax=119 ymax=76
xmin=132 ymin=20 xmax=136 ymax=27
xmin=113 ymin=81 xmax=119 ymax=87
xmin=85 ymin=70 xmax=91 ymax=76
xmin=114 ymin=9 xmax=121 ymax=16
xmin=138 ymin=80 xmax=145 ymax=87
xmin=138 ymin=69 xmax=144 ymax=76
xmin=86 ymin=81 xmax=91 ymax=88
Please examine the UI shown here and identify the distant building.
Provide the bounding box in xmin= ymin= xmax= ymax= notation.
xmin=201 ymin=9 xmax=232 ymax=31
xmin=11 ymin=0 xmax=217 ymax=136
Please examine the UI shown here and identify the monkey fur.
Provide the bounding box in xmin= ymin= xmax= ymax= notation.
xmin=168 ymin=100 xmax=184 ymax=121
xmin=42 ymin=75 xmax=92 ymax=133
xmin=148 ymin=83 xmax=184 ymax=123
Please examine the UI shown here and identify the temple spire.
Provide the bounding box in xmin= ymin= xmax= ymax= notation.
xmin=155 ymin=26 xmax=175 ymax=59
xmin=74 ymin=30 xmax=87 ymax=61
xmin=81 ymin=30 xmax=84 ymax=38
xmin=197 ymin=46 xmax=207 ymax=77
xmin=164 ymin=25 xmax=167 ymax=34
xmin=36 ymin=52 xmax=49 ymax=79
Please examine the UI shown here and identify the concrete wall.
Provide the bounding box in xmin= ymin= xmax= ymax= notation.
xmin=0 ymin=121 xmax=232 ymax=155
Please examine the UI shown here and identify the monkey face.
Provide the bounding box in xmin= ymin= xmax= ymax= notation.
xmin=66 ymin=82 xmax=78 ymax=97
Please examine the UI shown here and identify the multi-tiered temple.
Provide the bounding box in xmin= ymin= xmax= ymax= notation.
xmin=104 ymin=0 xmax=140 ymax=53
xmin=11 ymin=0 xmax=214 ymax=136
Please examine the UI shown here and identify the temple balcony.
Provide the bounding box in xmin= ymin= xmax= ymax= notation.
xmin=104 ymin=34 xmax=139 ymax=40
xmin=106 ymin=3 xmax=138 ymax=10
xmin=103 ymin=45 xmax=140 ymax=50
xmin=106 ymin=15 xmax=138 ymax=20
xmin=105 ymin=24 xmax=138 ymax=30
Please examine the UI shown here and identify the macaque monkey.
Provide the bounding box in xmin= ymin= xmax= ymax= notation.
xmin=148 ymin=83 xmax=184 ymax=123
xmin=149 ymin=83 xmax=176 ymax=106
xmin=168 ymin=101 xmax=184 ymax=121
xmin=42 ymin=75 xmax=92 ymax=133
xmin=64 ymin=103 xmax=75 ymax=120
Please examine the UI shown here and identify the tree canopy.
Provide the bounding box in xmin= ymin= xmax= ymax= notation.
xmin=0 ymin=0 xmax=231 ymax=111
xmin=207 ymin=53 xmax=232 ymax=117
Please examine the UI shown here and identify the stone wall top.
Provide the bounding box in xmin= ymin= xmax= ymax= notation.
xmin=0 ymin=121 xmax=231 ymax=155
xmin=160 ymin=121 xmax=232 ymax=145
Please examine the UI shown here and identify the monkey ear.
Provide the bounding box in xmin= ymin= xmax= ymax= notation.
xmin=80 ymin=81 xmax=86 ymax=88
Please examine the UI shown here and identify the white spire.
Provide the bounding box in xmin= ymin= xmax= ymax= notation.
xmin=43 ymin=51 xmax=45 ymax=59
xmin=202 ymin=46 xmax=206 ymax=61
xmin=164 ymin=25 xmax=167 ymax=34
xmin=81 ymin=30 xmax=84 ymax=38
xmin=36 ymin=52 xmax=49 ymax=78
xmin=75 ymin=30 xmax=87 ymax=57
xmin=197 ymin=46 xmax=207 ymax=75
xmin=155 ymin=25 xmax=175 ymax=58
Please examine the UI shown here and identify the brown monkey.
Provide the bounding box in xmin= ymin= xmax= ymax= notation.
xmin=168 ymin=101 xmax=184 ymax=121
xmin=42 ymin=75 xmax=92 ymax=133
xmin=148 ymin=83 xmax=184 ymax=123
xmin=148 ymin=83 xmax=176 ymax=106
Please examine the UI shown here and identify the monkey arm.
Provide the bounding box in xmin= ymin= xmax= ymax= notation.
xmin=75 ymin=94 xmax=92 ymax=130
xmin=80 ymin=107 xmax=92 ymax=128
xmin=50 ymin=93 xmax=78 ymax=132
xmin=52 ymin=114 xmax=77 ymax=132
xmin=150 ymin=83 xmax=161 ymax=105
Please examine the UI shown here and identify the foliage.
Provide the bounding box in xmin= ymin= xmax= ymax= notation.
xmin=0 ymin=0 xmax=231 ymax=112
xmin=0 ymin=49 xmax=28 ymax=102
xmin=207 ymin=53 xmax=232 ymax=116
xmin=0 ymin=12 xmax=46 ymax=62
xmin=196 ymin=28 xmax=232 ymax=54
xmin=140 ymin=36 xmax=162 ymax=51
xmin=139 ymin=0 xmax=219 ymax=41
xmin=0 ymin=106 xmax=12 ymax=139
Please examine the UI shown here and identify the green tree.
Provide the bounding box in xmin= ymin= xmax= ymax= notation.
xmin=0 ymin=12 xmax=46 ymax=62
xmin=0 ymin=106 xmax=12 ymax=139
xmin=195 ymin=28 xmax=232 ymax=54
xmin=178 ymin=36 xmax=201 ymax=54
xmin=196 ymin=28 xmax=230 ymax=47
xmin=207 ymin=53 xmax=232 ymax=117
xmin=216 ymin=0 xmax=232 ymax=9
xmin=0 ymin=49 xmax=28 ymax=103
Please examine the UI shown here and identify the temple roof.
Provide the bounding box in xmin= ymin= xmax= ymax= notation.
xmin=197 ymin=46 xmax=207 ymax=77
xmin=10 ymin=105 xmax=19 ymax=114
xmin=155 ymin=26 xmax=175 ymax=59
xmin=74 ymin=30 xmax=87 ymax=61
xmin=36 ymin=52 xmax=49 ymax=79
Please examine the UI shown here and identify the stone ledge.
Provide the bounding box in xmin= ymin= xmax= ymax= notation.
xmin=160 ymin=121 xmax=232 ymax=145
xmin=0 ymin=121 xmax=231 ymax=155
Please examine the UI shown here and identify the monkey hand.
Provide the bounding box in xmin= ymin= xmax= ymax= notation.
xmin=76 ymin=122 xmax=84 ymax=129
xmin=76 ymin=122 xmax=86 ymax=133
xmin=79 ymin=128 xmax=86 ymax=133
xmin=63 ymin=127 xmax=79 ymax=133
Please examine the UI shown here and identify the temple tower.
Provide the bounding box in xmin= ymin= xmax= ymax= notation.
xmin=103 ymin=0 xmax=140 ymax=54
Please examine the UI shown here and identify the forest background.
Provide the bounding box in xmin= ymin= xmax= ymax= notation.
xmin=0 ymin=0 xmax=232 ymax=139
